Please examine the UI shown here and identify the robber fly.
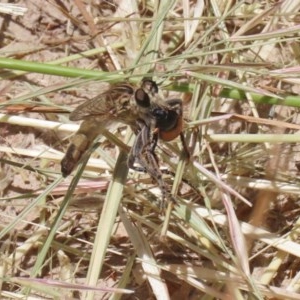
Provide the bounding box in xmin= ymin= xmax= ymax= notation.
xmin=61 ymin=78 xmax=188 ymax=205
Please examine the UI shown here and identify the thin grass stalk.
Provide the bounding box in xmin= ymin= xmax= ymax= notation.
xmin=0 ymin=42 xmax=125 ymax=77
xmin=207 ymin=134 xmax=300 ymax=143
xmin=3 ymin=58 xmax=300 ymax=108
xmin=130 ymin=0 xmax=177 ymax=74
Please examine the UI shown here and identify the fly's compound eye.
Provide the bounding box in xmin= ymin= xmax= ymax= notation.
xmin=135 ymin=88 xmax=151 ymax=108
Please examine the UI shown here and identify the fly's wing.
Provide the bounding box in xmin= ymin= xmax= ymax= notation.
xmin=69 ymin=83 xmax=135 ymax=122
xmin=62 ymin=83 xmax=136 ymax=177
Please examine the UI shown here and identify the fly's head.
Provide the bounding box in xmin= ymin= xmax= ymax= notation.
xmin=133 ymin=78 xmax=184 ymax=142
xmin=134 ymin=78 xmax=159 ymax=112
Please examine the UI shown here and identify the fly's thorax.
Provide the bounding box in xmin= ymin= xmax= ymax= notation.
xmin=150 ymin=98 xmax=183 ymax=141
xmin=152 ymin=108 xmax=178 ymax=131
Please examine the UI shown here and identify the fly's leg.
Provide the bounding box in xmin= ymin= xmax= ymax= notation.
xmin=180 ymin=125 xmax=200 ymax=161
xmin=128 ymin=124 xmax=174 ymax=207
xmin=128 ymin=119 xmax=159 ymax=172
xmin=142 ymin=142 xmax=175 ymax=208
xmin=180 ymin=132 xmax=190 ymax=160
xmin=149 ymin=128 xmax=159 ymax=162
xmin=128 ymin=141 xmax=147 ymax=173
xmin=127 ymin=121 xmax=149 ymax=173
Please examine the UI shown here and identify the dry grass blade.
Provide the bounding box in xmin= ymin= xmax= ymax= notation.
xmin=0 ymin=3 xmax=27 ymax=15
xmin=84 ymin=150 xmax=129 ymax=300
xmin=183 ymin=0 xmax=204 ymax=46
xmin=12 ymin=277 xmax=133 ymax=294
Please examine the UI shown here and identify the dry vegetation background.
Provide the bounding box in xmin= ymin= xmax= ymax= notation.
xmin=2 ymin=0 xmax=300 ymax=299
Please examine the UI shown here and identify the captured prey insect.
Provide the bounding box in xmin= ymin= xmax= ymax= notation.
xmin=61 ymin=78 xmax=189 ymax=205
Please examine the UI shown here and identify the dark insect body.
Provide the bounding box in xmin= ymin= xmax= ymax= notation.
xmin=61 ymin=78 xmax=188 ymax=206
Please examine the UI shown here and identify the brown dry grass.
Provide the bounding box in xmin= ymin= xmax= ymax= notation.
xmin=2 ymin=1 xmax=300 ymax=299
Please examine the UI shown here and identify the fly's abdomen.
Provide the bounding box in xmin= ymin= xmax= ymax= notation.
xmin=61 ymin=134 xmax=89 ymax=177
xmin=61 ymin=119 xmax=106 ymax=176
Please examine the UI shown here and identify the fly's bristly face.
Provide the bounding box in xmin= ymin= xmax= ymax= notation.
xmin=134 ymin=78 xmax=159 ymax=109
